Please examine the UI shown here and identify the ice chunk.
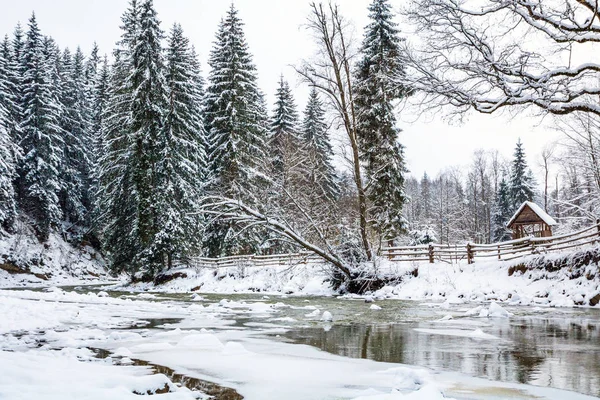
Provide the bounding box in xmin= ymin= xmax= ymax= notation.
xmin=464 ymin=306 xmax=483 ymax=316
xmin=488 ymin=302 xmax=512 ymax=318
xmin=112 ymin=347 xmax=133 ymax=357
xmin=321 ymin=311 xmax=333 ymax=322
xmin=177 ymin=334 xmax=224 ymax=351
xmin=305 ymin=309 xmax=321 ymax=318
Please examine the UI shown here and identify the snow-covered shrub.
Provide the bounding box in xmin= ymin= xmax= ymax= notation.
xmin=408 ymin=226 xmax=437 ymax=245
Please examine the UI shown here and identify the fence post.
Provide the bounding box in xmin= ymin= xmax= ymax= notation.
xmin=498 ymin=245 xmax=501 ymax=260
xmin=428 ymin=244 xmax=434 ymax=264
xmin=467 ymin=243 xmax=473 ymax=264
xmin=529 ymin=238 xmax=535 ymax=254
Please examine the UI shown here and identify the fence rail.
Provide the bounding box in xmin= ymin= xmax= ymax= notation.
xmin=187 ymin=221 xmax=600 ymax=269
xmin=384 ymin=221 xmax=600 ymax=264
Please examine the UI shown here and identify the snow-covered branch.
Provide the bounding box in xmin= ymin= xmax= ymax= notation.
xmin=199 ymin=196 xmax=352 ymax=278
xmin=401 ymin=0 xmax=600 ymax=118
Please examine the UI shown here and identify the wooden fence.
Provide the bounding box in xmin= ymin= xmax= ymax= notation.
xmin=384 ymin=221 xmax=600 ymax=264
xmin=188 ymin=221 xmax=600 ymax=269
xmin=189 ymin=252 xmax=324 ymax=269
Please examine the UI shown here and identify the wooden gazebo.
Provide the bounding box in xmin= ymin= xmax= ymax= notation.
xmin=506 ymin=201 xmax=557 ymax=239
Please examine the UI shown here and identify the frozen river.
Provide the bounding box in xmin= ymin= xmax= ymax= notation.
xmin=1 ymin=286 xmax=599 ymax=399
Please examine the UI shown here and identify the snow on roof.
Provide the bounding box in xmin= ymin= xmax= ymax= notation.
xmin=506 ymin=201 xmax=557 ymax=228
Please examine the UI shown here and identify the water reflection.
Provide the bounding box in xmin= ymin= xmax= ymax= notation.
xmin=286 ymin=316 xmax=600 ymax=397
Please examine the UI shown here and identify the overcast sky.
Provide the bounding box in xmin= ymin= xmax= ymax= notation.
xmin=0 ymin=0 xmax=559 ymax=178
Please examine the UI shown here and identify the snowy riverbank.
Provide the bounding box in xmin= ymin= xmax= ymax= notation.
xmin=0 ymin=221 xmax=110 ymax=289
xmin=123 ymin=247 xmax=600 ymax=309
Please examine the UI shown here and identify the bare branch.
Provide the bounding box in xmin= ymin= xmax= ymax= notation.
xmin=401 ymin=0 xmax=600 ymax=118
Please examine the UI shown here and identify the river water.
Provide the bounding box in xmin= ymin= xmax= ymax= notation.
xmin=57 ymin=288 xmax=600 ymax=398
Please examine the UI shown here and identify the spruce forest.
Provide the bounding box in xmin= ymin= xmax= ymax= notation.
xmin=0 ymin=0 xmax=597 ymax=280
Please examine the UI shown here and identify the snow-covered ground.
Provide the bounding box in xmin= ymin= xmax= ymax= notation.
xmin=0 ymin=220 xmax=112 ymax=289
xmin=124 ymin=248 xmax=600 ymax=309
xmin=1 ymin=288 xmax=597 ymax=400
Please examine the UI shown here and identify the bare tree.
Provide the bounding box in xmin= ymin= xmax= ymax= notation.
xmin=295 ymin=2 xmax=373 ymax=261
xmin=539 ymin=143 xmax=557 ymax=212
xmin=488 ymin=149 xmax=507 ymax=195
xmin=553 ymin=111 xmax=600 ymax=227
xmin=401 ymin=0 xmax=600 ymax=118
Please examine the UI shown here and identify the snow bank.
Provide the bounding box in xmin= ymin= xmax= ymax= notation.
xmin=0 ymin=218 xmax=110 ymax=288
xmin=371 ymin=251 xmax=600 ymax=308
xmin=0 ymin=348 xmax=198 ymax=400
xmin=126 ymin=263 xmax=335 ymax=296
xmin=123 ymin=247 xmax=600 ymax=309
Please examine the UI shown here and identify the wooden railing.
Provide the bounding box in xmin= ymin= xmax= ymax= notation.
xmin=189 ymin=252 xmax=323 ymax=269
xmin=384 ymin=221 xmax=600 ymax=264
xmin=187 ymin=222 xmax=600 ymax=269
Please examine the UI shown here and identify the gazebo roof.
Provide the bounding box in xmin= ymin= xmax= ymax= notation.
xmin=506 ymin=201 xmax=557 ymax=228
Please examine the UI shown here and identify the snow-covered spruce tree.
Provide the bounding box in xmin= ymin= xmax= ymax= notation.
xmin=188 ymin=45 xmax=208 ymax=179
xmin=509 ymin=139 xmax=535 ymax=210
xmin=58 ymin=47 xmax=92 ymax=229
xmin=492 ymin=178 xmax=512 ymax=242
xmin=354 ymin=0 xmax=411 ymax=244
xmin=0 ymin=45 xmax=17 ymax=232
xmin=203 ymin=5 xmax=270 ymax=257
xmin=97 ymin=0 xmax=144 ymax=273
xmin=267 ymin=76 xmax=309 ymax=253
xmin=301 ymin=87 xmax=339 ymax=201
xmin=72 ymin=47 xmax=95 ymax=225
xmin=297 ymin=86 xmax=340 ymax=249
xmin=18 ymin=14 xmax=64 ymax=241
xmin=419 ymin=172 xmax=433 ymax=221
xmin=0 ymin=124 xmax=17 ymax=233
xmin=7 ymin=24 xmax=25 ymax=148
xmin=269 ymin=76 xmax=302 ymax=178
xmin=97 ymin=51 xmax=138 ymax=272
xmin=83 ymin=43 xmax=105 ymax=211
xmin=155 ymin=23 xmax=207 ymax=268
xmin=88 ymin=55 xmax=110 ymax=221
xmin=1 ymin=35 xmax=23 ymax=164
xmin=125 ymin=0 xmax=169 ymax=271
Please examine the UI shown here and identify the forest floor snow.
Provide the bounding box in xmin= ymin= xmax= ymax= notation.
xmin=125 ymin=247 xmax=600 ymax=309
xmin=0 ymin=220 xmax=111 ymax=289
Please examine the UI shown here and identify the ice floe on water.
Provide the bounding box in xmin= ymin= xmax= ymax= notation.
xmin=464 ymin=301 xmax=512 ymax=318
xmin=0 ymin=288 xmax=598 ymax=400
